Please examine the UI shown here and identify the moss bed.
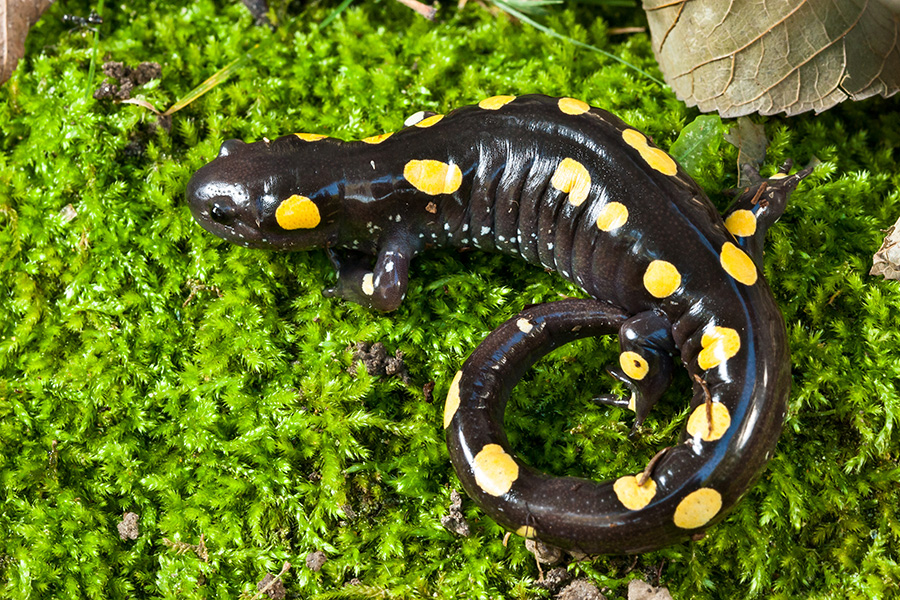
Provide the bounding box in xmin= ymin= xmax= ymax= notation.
xmin=1 ymin=1 xmax=899 ymax=598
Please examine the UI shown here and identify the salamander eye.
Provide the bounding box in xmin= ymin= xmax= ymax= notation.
xmin=209 ymin=199 xmax=236 ymax=224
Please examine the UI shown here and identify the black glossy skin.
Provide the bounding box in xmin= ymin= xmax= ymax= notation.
xmin=187 ymin=95 xmax=809 ymax=554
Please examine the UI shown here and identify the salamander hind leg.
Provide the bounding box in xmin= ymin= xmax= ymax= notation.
xmin=722 ymin=160 xmax=813 ymax=265
xmin=593 ymin=311 xmax=676 ymax=433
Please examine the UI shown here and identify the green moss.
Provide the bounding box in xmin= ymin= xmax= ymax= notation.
xmin=1 ymin=0 xmax=899 ymax=598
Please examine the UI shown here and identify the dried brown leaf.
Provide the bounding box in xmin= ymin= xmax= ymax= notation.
xmin=1 ymin=0 xmax=53 ymax=85
xmin=644 ymin=0 xmax=900 ymax=117
xmin=871 ymin=215 xmax=900 ymax=280
xmin=724 ymin=118 xmax=768 ymax=185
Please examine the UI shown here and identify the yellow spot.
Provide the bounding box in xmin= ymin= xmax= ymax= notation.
xmin=619 ymin=351 xmax=649 ymax=381
xmin=479 ymin=95 xmax=516 ymax=110
xmin=550 ymin=158 xmax=592 ymax=206
xmin=415 ymin=114 xmax=444 ymax=128
xmin=596 ymin=202 xmax=629 ymax=231
xmin=673 ymin=488 xmax=722 ymax=529
xmin=295 ymin=133 xmax=327 ymax=142
xmin=516 ymin=318 xmax=534 ymax=334
xmin=720 ymin=242 xmax=758 ymax=285
xmin=275 ymin=195 xmax=321 ymax=230
xmin=627 ymin=393 xmax=636 ymax=412
xmin=473 ymin=444 xmax=519 ymax=497
xmin=558 ymin=97 xmax=590 ymax=115
xmin=686 ymin=402 xmax=732 ymax=441
xmin=769 ymin=172 xmax=788 ymax=180
xmin=643 ymin=260 xmax=681 ymax=298
xmin=621 ymin=129 xmax=678 ymax=177
xmin=443 ymin=371 xmax=463 ymax=429
xmin=613 ymin=475 xmax=657 ymax=510
xmin=698 ymin=326 xmax=741 ymax=370
xmin=724 ymin=210 xmax=757 ymax=237
xmin=515 ymin=525 xmax=536 ymax=539
xmin=362 ymin=132 xmax=393 ymax=144
xmin=361 ymin=273 xmax=375 ymax=296
xmin=404 ymin=160 xmax=463 ymax=195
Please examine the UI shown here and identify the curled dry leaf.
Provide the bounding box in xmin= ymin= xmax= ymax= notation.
xmin=1 ymin=0 xmax=54 ymax=85
xmin=723 ymin=118 xmax=767 ymax=186
xmin=871 ymin=215 xmax=900 ymax=280
xmin=643 ymin=0 xmax=900 ymax=117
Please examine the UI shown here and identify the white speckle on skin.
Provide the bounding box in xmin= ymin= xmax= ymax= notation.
xmin=371 ymin=160 xmax=376 ymax=170
xmin=690 ymin=436 xmax=703 ymax=455
xmin=498 ymin=235 xmax=505 ymax=242
xmin=404 ymin=110 xmax=427 ymax=126
xmin=481 ymin=226 xmax=490 ymax=236
xmin=462 ymin=224 xmax=469 ymax=231
xmin=444 ymin=223 xmax=450 ymax=230
xmin=362 ymin=273 xmax=375 ymax=296
xmin=547 ymin=242 xmax=554 ymax=250
xmin=385 ymin=261 xmax=394 ymax=273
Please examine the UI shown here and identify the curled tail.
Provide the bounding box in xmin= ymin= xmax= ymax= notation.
xmin=444 ymin=166 xmax=806 ymax=554
xmin=444 ymin=297 xmax=789 ymax=554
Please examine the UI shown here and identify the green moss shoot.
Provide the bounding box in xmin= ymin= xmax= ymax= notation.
xmin=1 ymin=1 xmax=899 ymax=598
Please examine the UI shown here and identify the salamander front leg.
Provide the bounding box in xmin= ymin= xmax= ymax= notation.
xmin=323 ymin=244 xmax=413 ymax=311
xmin=594 ymin=311 xmax=676 ymax=431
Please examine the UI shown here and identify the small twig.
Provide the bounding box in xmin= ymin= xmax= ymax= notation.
xmin=162 ymin=533 xmax=209 ymax=562
xmin=245 ymin=562 xmax=292 ymax=600
xmin=637 ymin=446 xmax=670 ymax=486
xmin=608 ymin=26 xmax=646 ymax=35
xmin=121 ymin=97 xmax=161 ymax=115
xmin=749 ymin=181 xmax=768 ymax=206
xmin=183 ymin=280 xmax=223 ymax=307
xmin=394 ymin=0 xmax=437 ymax=19
xmin=624 ymin=554 xmax=640 ymax=574
xmin=533 ymin=552 xmax=545 ymax=581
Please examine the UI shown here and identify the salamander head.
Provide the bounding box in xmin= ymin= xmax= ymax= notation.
xmin=186 ymin=137 xmax=341 ymax=250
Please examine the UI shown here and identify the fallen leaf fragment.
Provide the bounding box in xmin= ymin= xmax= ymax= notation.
xmin=1 ymin=0 xmax=54 ymax=85
xmin=644 ymin=0 xmax=900 ymax=117
xmin=724 ymin=118 xmax=768 ymax=186
xmin=871 ymin=215 xmax=900 ymax=280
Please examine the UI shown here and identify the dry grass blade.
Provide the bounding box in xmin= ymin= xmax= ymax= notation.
xmin=164 ymin=43 xmax=262 ymax=116
xmin=493 ymin=0 xmax=664 ymax=85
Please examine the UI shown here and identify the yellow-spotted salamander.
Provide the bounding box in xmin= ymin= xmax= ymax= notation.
xmin=187 ymin=94 xmax=809 ymax=554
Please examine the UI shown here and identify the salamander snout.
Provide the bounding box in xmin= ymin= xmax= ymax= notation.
xmin=185 ymin=158 xmax=258 ymax=245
